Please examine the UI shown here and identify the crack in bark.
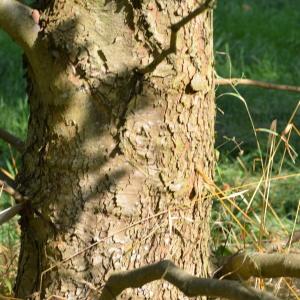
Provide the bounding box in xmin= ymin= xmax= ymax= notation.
xmin=138 ymin=0 xmax=215 ymax=75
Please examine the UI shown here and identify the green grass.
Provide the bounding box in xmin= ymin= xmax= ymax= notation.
xmin=212 ymin=6 xmax=300 ymax=295
xmin=215 ymin=153 xmax=300 ymax=221
xmin=214 ymin=0 xmax=300 ymax=151
xmin=0 ymin=31 xmax=26 ymax=288
xmin=0 ymin=30 xmax=26 ymax=296
xmin=0 ymin=30 xmax=28 ymax=171
xmin=0 ymin=31 xmax=26 ymax=102
xmin=0 ymin=30 xmax=28 ymax=216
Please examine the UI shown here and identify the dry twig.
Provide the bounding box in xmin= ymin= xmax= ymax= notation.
xmin=216 ymin=78 xmax=300 ymax=93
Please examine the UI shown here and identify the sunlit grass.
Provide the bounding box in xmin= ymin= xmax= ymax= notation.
xmin=212 ymin=89 xmax=300 ymax=298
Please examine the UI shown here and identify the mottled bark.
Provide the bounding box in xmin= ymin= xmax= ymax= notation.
xmin=15 ymin=0 xmax=215 ymax=299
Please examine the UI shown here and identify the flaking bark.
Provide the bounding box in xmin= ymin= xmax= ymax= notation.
xmin=0 ymin=0 xmax=215 ymax=299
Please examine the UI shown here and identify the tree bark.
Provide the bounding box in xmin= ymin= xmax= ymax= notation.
xmin=12 ymin=0 xmax=215 ymax=299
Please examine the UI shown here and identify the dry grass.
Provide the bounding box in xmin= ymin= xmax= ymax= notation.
xmin=213 ymin=84 xmax=300 ymax=298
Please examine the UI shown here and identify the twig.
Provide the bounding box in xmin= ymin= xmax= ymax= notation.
xmin=214 ymin=252 xmax=300 ymax=280
xmin=0 ymin=174 xmax=26 ymax=225
xmin=0 ymin=203 xmax=24 ymax=226
xmin=0 ymin=179 xmax=25 ymax=203
xmin=216 ymin=78 xmax=300 ymax=93
xmin=0 ymin=169 xmax=17 ymax=189
xmin=0 ymin=128 xmax=25 ymax=153
xmin=99 ymin=260 xmax=280 ymax=300
xmin=0 ymin=171 xmax=27 ymax=225
xmin=139 ymin=0 xmax=214 ymax=74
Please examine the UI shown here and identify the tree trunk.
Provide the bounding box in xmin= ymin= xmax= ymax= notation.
xmin=14 ymin=0 xmax=215 ymax=299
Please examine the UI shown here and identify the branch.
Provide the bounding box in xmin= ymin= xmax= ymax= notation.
xmin=0 ymin=203 xmax=24 ymax=226
xmin=0 ymin=0 xmax=40 ymax=51
xmin=0 ymin=128 xmax=25 ymax=153
xmin=0 ymin=170 xmax=27 ymax=203
xmin=0 ymin=172 xmax=27 ymax=225
xmin=0 ymin=172 xmax=28 ymax=225
xmin=99 ymin=260 xmax=280 ymax=300
xmin=139 ymin=0 xmax=214 ymax=74
xmin=216 ymin=78 xmax=300 ymax=93
xmin=0 ymin=179 xmax=25 ymax=203
xmin=214 ymin=252 xmax=300 ymax=280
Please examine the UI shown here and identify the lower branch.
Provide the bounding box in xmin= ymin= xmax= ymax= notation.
xmin=0 ymin=128 xmax=25 ymax=153
xmin=216 ymin=78 xmax=300 ymax=93
xmin=99 ymin=260 xmax=280 ymax=300
xmin=214 ymin=252 xmax=300 ymax=280
xmin=0 ymin=171 xmax=27 ymax=225
xmin=0 ymin=179 xmax=24 ymax=202
xmin=0 ymin=203 xmax=24 ymax=226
